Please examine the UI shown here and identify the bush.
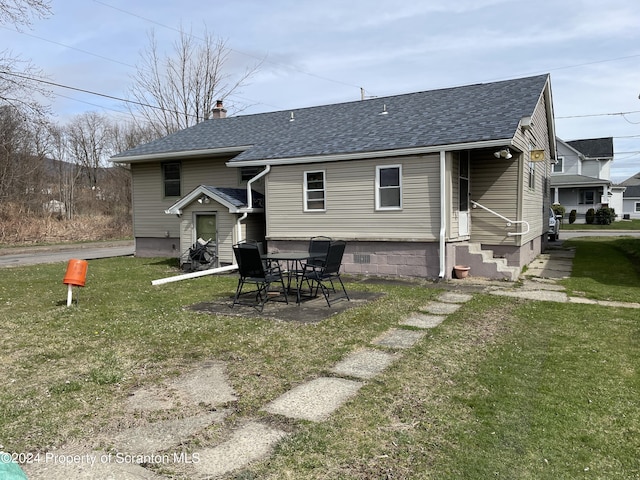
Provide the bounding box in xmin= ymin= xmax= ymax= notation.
xmin=569 ymin=210 xmax=577 ymax=224
xmin=596 ymin=207 xmax=616 ymax=225
xmin=552 ymin=204 xmax=565 ymax=219
xmin=585 ymin=208 xmax=596 ymax=224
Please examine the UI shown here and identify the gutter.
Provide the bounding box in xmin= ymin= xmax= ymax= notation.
xmin=235 ymin=165 xmax=271 ymax=248
xmin=438 ymin=150 xmax=446 ymax=280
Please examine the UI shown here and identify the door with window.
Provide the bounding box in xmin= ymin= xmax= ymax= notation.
xmin=459 ymin=154 xmax=470 ymax=237
xmin=195 ymin=214 xmax=216 ymax=243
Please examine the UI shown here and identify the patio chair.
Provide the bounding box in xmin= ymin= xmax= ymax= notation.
xmin=308 ymin=236 xmax=332 ymax=267
xmin=298 ymin=240 xmax=350 ymax=306
xmin=232 ymin=242 xmax=288 ymax=311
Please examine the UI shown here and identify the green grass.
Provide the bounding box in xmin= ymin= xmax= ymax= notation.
xmin=559 ymin=237 xmax=640 ymax=302
xmin=1 ymin=241 xmax=639 ymax=479
xmin=560 ymin=219 xmax=640 ymax=230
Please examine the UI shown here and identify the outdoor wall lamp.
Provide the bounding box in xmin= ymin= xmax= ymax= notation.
xmin=494 ymin=148 xmax=513 ymax=159
xmin=197 ymin=195 xmax=210 ymax=204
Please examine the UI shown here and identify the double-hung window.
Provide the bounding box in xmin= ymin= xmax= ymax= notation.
xmin=376 ymin=165 xmax=402 ymax=210
xmin=162 ymin=162 xmax=181 ymax=197
xmin=553 ymin=156 xmax=564 ymax=173
xmin=304 ymin=170 xmax=325 ymax=211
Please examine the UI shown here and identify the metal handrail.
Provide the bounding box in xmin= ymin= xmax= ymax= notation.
xmin=470 ymin=200 xmax=530 ymax=236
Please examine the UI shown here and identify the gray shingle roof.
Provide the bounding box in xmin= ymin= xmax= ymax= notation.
xmin=550 ymin=174 xmax=611 ymax=187
xmin=623 ymin=185 xmax=640 ymax=198
xmin=566 ymin=137 xmax=613 ymax=158
xmin=113 ymin=74 xmax=550 ymax=163
xmin=202 ymin=186 xmax=264 ymax=208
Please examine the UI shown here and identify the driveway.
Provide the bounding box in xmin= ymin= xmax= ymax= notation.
xmin=0 ymin=240 xmax=135 ymax=268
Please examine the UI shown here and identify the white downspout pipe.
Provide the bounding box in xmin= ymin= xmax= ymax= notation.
xmin=235 ymin=165 xmax=271 ymax=250
xmin=439 ymin=150 xmax=446 ymax=279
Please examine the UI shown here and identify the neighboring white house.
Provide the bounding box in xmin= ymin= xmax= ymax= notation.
xmin=550 ymin=137 xmax=624 ymax=221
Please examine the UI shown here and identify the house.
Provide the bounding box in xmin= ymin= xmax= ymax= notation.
xmin=621 ymin=171 xmax=640 ymax=219
xmin=551 ymin=137 xmax=624 ymax=221
xmin=111 ymin=74 xmax=557 ymax=281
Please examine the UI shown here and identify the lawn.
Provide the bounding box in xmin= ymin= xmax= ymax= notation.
xmin=560 ymin=218 xmax=640 ymax=230
xmin=1 ymin=239 xmax=639 ymax=479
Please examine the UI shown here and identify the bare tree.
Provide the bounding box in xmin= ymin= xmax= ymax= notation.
xmin=127 ymin=27 xmax=260 ymax=136
xmin=66 ymin=111 xmax=114 ymax=188
xmin=0 ymin=1 xmax=52 ymax=117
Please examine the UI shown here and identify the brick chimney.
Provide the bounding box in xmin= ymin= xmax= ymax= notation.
xmin=211 ymin=99 xmax=227 ymax=119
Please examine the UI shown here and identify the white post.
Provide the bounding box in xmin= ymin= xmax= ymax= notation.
xmin=66 ymin=284 xmax=73 ymax=307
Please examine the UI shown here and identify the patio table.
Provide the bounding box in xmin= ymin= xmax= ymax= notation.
xmin=262 ymin=251 xmax=324 ymax=302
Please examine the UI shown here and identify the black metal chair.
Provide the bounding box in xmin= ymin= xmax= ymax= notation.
xmin=308 ymin=236 xmax=332 ymax=267
xmin=232 ymin=242 xmax=288 ymax=311
xmin=298 ymin=240 xmax=350 ymax=306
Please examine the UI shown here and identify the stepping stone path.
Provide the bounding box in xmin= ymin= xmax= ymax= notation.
xmin=22 ymin=291 xmax=474 ymax=480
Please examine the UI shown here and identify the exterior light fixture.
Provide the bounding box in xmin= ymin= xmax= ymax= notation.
xmin=494 ymin=148 xmax=512 ymax=159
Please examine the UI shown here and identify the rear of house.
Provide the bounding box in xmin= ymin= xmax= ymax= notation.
xmin=112 ymin=74 xmax=557 ymax=281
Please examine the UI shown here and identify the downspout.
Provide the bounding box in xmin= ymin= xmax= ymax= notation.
xmin=439 ymin=150 xmax=446 ymax=279
xmin=235 ymin=165 xmax=271 ymax=246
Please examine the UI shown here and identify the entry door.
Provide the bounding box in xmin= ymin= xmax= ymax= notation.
xmin=195 ymin=214 xmax=216 ymax=243
xmin=459 ymin=154 xmax=470 ymax=237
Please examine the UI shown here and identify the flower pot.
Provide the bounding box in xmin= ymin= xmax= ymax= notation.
xmin=453 ymin=265 xmax=470 ymax=279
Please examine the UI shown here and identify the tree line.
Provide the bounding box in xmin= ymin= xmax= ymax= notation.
xmin=0 ymin=0 xmax=259 ymax=229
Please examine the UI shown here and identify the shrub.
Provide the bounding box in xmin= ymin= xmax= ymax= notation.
xmin=585 ymin=208 xmax=596 ymax=224
xmin=552 ymin=204 xmax=565 ymax=221
xmin=596 ymin=207 xmax=616 ymax=225
xmin=569 ymin=210 xmax=577 ymax=224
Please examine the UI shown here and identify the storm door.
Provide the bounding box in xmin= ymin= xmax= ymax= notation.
xmin=459 ymin=153 xmax=470 ymax=237
xmin=195 ymin=214 xmax=217 ymax=243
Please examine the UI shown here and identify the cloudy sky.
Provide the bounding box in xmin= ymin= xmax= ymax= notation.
xmin=2 ymin=0 xmax=640 ymax=181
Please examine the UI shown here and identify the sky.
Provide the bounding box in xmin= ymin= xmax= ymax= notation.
xmin=2 ymin=0 xmax=640 ymax=182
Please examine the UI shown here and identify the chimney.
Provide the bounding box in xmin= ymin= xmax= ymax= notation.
xmin=211 ymin=99 xmax=227 ymax=119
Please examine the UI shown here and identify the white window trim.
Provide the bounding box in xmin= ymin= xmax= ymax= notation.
xmin=553 ymin=156 xmax=564 ymax=173
xmin=303 ymin=170 xmax=326 ymax=212
xmin=376 ymin=164 xmax=402 ymax=211
xmin=635 ymin=202 xmax=640 ymax=213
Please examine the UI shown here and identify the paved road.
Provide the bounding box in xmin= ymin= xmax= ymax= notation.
xmin=0 ymin=241 xmax=135 ymax=268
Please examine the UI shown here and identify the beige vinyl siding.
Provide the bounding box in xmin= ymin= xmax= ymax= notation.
xmin=471 ymin=93 xmax=552 ymax=246
xmin=448 ymin=152 xmax=460 ymax=240
xmin=266 ymin=154 xmax=440 ymax=241
xmin=470 ymin=153 xmax=520 ymax=245
xmin=130 ymin=156 xmax=246 ymax=238
xmin=517 ymin=94 xmax=552 ymax=243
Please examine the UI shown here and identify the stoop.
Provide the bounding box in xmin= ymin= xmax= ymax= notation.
xmin=454 ymin=243 xmax=520 ymax=281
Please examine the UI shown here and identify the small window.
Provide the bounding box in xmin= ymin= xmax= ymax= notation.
xmin=162 ymin=162 xmax=181 ymax=197
xmin=240 ymin=166 xmax=262 ymax=183
xmin=304 ymin=170 xmax=325 ymax=211
xmin=528 ymin=161 xmax=535 ymax=189
xmin=553 ymin=157 xmax=564 ymax=173
xmin=376 ymin=165 xmax=402 ymax=210
xmin=635 ymin=202 xmax=640 ymax=213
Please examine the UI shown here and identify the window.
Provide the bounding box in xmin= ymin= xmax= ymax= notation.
xmin=580 ymin=190 xmax=595 ymax=205
xmin=376 ymin=165 xmax=402 ymax=210
xmin=635 ymin=202 xmax=640 ymax=213
xmin=240 ymin=166 xmax=262 ymax=183
xmin=528 ymin=161 xmax=535 ymax=189
xmin=553 ymin=156 xmax=564 ymax=173
xmin=162 ymin=162 xmax=181 ymax=197
xmin=304 ymin=170 xmax=325 ymax=211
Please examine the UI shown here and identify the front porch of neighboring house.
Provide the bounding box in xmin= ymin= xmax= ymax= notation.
xmin=551 ymin=180 xmax=610 ymax=223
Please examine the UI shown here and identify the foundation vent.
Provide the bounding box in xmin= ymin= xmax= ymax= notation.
xmin=353 ymin=253 xmax=371 ymax=264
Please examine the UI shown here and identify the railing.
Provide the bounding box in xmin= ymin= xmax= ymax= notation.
xmin=470 ymin=200 xmax=530 ymax=237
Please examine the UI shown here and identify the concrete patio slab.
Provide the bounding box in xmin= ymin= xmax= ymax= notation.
xmin=331 ymin=349 xmax=397 ymax=379
xmin=372 ymin=328 xmax=427 ymax=349
xmin=263 ymin=377 xmax=363 ymax=421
